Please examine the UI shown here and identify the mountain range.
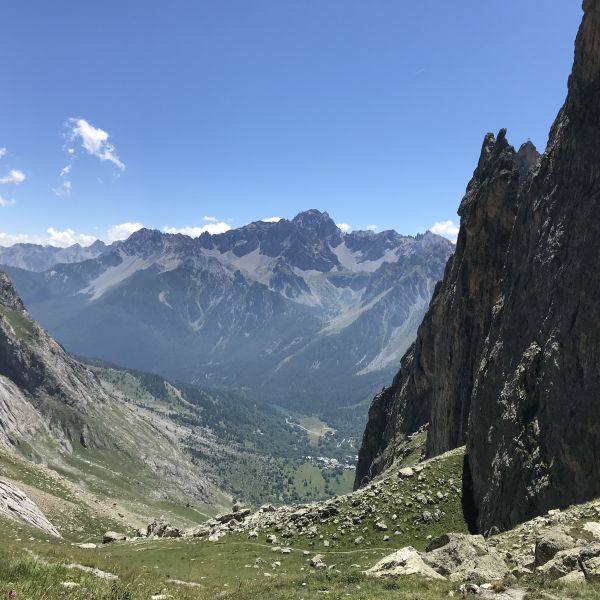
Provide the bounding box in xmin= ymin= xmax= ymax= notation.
xmin=0 ymin=240 xmax=108 ymax=272
xmin=0 ymin=265 xmax=356 ymax=516
xmin=2 ymin=210 xmax=452 ymax=426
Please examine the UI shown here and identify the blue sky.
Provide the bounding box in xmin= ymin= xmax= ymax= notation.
xmin=0 ymin=1 xmax=582 ymax=246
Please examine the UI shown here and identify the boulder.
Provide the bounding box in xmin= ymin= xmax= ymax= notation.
xmin=309 ymin=554 xmax=326 ymax=569
xmin=365 ymin=547 xmax=444 ymax=580
xmin=147 ymin=520 xmax=181 ymax=539
xmin=0 ymin=480 xmax=61 ymax=538
xmin=581 ymin=555 xmax=600 ymax=582
xmin=537 ymin=547 xmax=581 ymax=579
xmin=583 ymin=522 xmax=600 ymax=541
xmin=557 ymin=570 xmax=586 ymax=584
xmin=422 ymin=533 xmax=507 ymax=581
xmin=102 ymin=531 xmax=126 ymax=544
xmin=215 ymin=508 xmax=251 ymax=523
xmin=534 ymin=527 xmax=576 ymax=565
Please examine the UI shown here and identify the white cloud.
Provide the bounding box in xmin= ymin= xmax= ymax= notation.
xmin=67 ymin=118 xmax=125 ymax=170
xmin=163 ymin=222 xmax=231 ymax=237
xmin=366 ymin=224 xmax=378 ymax=232
xmin=0 ymin=148 xmax=6 ymax=159
xmin=203 ymin=215 xmax=218 ymax=223
xmin=0 ymin=228 xmax=97 ymax=248
xmin=0 ymin=169 xmax=25 ymax=184
xmin=429 ymin=220 xmax=460 ymax=243
xmin=0 ymin=232 xmax=33 ymax=246
xmin=53 ymin=180 xmax=72 ymax=197
xmin=337 ymin=222 xmax=351 ymax=233
xmin=262 ymin=217 xmax=283 ymax=223
xmin=59 ymin=164 xmax=71 ymax=177
xmin=0 ymin=196 xmax=15 ymax=207
xmin=46 ymin=227 xmax=96 ymax=247
xmin=106 ymin=222 xmax=145 ymax=243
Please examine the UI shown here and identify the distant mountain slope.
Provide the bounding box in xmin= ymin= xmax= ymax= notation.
xmin=0 ymin=240 xmax=108 ymax=272
xmin=0 ymin=269 xmax=223 ymax=508
xmin=3 ymin=210 xmax=452 ymax=421
xmin=0 ymin=268 xmax=356 ymax=512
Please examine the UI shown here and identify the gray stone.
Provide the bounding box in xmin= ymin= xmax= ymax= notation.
xmin=310 ymin=554 xmax=326 ymax=569
xmin=365 ymin=546 xmax=445 ymax=580
xmin=534 ymin=528 xmax=576 ymax=566
xmin=102 ymin=531 xmax=126 ymax=544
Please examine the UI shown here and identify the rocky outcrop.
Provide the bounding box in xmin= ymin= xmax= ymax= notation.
xmin=0 ymin=479 xmax=60 ymax=537
xmin=355 ymin=132 xmax=539 ymax=486
xmin=466 ymin=0 xmax=600 ymax=532
xmin=356 ymin=0 xmax=600 ymax=533
xmin=366 ymin=546 xmax=444 ymax=580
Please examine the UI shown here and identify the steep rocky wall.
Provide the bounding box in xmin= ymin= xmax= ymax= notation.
xmin=355 ymin=133 xmax=539 ymax=486
xmin=467 ymin=0 xmax=600 ymax=532
xmin=356 ymin=0 xmax=600 ymax=533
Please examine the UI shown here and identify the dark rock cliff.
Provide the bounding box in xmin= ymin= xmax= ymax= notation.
xmin=355 ymin=132 xmax=539 ymax=486
xmin=467 ymin=0 xmax=600 ymax=532
xmin=356 ymin=0 xmax=600 ymax=533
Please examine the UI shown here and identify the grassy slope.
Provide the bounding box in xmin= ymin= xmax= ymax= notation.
xmin=2 ymin=445 xmax=599 ymax=598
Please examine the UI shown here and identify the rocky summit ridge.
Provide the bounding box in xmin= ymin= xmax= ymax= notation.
xmin=356 ymin=0 xmax=600 ymax=535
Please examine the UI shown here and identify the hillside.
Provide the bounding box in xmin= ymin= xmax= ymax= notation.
xmin=1 ymin=431 xmax=599 ymax=599
xmin=0 ymin=267 xmax=359 ymax=511
xmin=2 ymin=211 xmax=452 ymax=425
xmin=0 ymin=269 xmax=234 ymax=519
xmin=356 ymin=0 xmax=600 ymax=534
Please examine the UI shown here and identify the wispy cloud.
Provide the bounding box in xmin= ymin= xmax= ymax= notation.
xmin=46 ymin=227 xmax=96 ymax=247
xmin=366 ymin=224 xmax=378 ymax=232
xmin=56 ymin=118 xmax=125 ymax=195
xmin=262 ymin=217 xmax=282 ymax=223
xmin=202 ymin=216 xmax=218 ymax=223
xmin=53 ymin=180 xmax=72 ymax=197
xmin=106 ymin=222 xmax=145 ymax=243
xmin=0 ymin=169 xmax=26 ymax=185
xmin=0 ymin=148 xmax=6 ymax=159
xmin=163 ymin=221 xmax=231 ymax=237
xmin=67 ymin=118 xmax=125 ymax=170
xmin=429 ymin=220 xmax=459 ymax=243
xmin=0 ymin=196 xmax=16 ymax=207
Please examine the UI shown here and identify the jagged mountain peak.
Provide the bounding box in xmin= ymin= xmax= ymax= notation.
xmin=515 ymin=140 xmax=541 ymax=183
xmin=572 ymin=0 xmax=600 ymax=88
xmin=291 ymin=208 xmax=340 ymax=234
